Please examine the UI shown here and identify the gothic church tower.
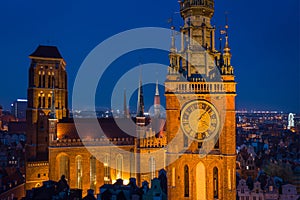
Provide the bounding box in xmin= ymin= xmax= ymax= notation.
xmin=26 ymin=45 xmax=68 ymax=189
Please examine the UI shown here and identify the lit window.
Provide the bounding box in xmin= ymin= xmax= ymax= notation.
xmin=104 ymin=154 xmax=110 ymax=184
xmin=172 ymin=167 xmax=175 ymax=187
xmin=149 ymin=157 xmax=156 ymax=180
xmin=116 ymin=154 xmax=123 ymax=179
xmin=58 ymin=155 xmax=69 ymax=181
xmin=90 ymin=156 xmax=96 ymax=190
xmin=75 ymin=156 xmax=82 ymax=189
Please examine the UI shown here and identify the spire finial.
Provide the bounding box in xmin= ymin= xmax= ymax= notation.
xmin=224 ymin=12 xmax=230 ymax=50
xmin=155 ymin=80 xmax=159 ymax=96
xmin=137 ymin=69 xmax=144 ymax=117
xmin=170 ymin=26 xmax=176 ymax=52
xmin=154 ymin=80 xmax=161 ymax=118
xmin=219 ymin=36 xmax=223 ymax=52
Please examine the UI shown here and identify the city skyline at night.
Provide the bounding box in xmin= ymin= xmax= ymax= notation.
xmin=0 ymin=0 xmax=299 ymax=113
xmin=0 ymin=1 xmax=299 ymax=199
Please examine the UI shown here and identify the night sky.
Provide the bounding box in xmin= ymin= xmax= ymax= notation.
xmin=0 ymin=0 xmax=299 ymax=113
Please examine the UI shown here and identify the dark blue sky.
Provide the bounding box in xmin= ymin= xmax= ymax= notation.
xmin=0 ymin=0 xmax=299 ymax=113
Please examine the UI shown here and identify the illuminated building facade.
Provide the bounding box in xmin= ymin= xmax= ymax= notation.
xmin=25 ymin=45 xmax=166 ymax=196
xmin=25 ymin=0 xmax=237 ymax=198
xmin=25 ymin=45 xmax=69 ymax=190
xmin=165 ymin=0 xmax=236 ymax=199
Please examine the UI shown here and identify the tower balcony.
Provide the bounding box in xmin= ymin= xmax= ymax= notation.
xmin=165 ymin=81 xmax=236 ymax=94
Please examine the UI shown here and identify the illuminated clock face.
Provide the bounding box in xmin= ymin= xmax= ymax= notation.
xmin=180 ymin=100 xmax=220 ymax=141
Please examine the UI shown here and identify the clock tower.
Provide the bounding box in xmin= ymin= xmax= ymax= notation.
xmin=165 ymin=0 xmax=236 ymax=199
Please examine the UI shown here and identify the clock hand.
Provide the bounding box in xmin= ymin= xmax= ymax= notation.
xmin=198 ymin=110 xmax=208 ymax=121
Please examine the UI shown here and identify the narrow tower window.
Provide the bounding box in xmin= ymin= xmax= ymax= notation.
xmin=38 ymin=96 xmax=41 ymax=108
xmin=48 ymin=97 xmax=51 ymax=108
xmin=41 ymin=72 xmax=45 ymax=88
xmin=42 ymin=96 xmax=45 ymax=108
xmin=38 ymin=71 xmax=42 ymax=87
xmin=172 ymin=167 xmax=176 ymax=187
xmin=184 ymin=165 xmax=189 ymax=197
xmin=184 ymin=134 xmax=188 ymax=147
xmin=48 ymin=75 xmax=51 ymax=88
xmin=213 ymin=167 xmax=219 ymax=199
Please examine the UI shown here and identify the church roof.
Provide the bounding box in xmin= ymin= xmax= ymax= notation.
xmin=57 ymin=118 xmax=138 ymax=139
xmin=30 ymin=45 xmax=63 ymax=59
xmin=57 ymin=118 xmax=166 ymax=140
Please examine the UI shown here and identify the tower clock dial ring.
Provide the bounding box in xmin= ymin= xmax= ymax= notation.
xmin=180 ymin=100 xmax=220 ymax=141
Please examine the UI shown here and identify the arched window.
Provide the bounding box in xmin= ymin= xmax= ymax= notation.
xmin=48 ymin=75 xmax=51 ymax=88
xmin=48 ymin=96 xmax=51 ymax=108
xmin=214 ymin=139 xmax=219 ymax=149
xmin=75 ymin=156 xmax=82 ymax=189
xmin=104 ymin=154 xmax=110 ymax=184
xmin=116 ymin=154 xmax=123 ymax=179
xmin=184 ymin=165 xmax=189 ymax=197
xmin=172 ymin=167 xmax=176 ymax=187
xmin=149 ymin=157 xmax=156 ymax=180
xmin=42 ymin=73 xmax=45 ymax=88
xmin=90 ymin=156 xmax=96 ymax=190
xmin=42 ymin=96 xmax=45 ymax=108
xmin=58 ymin=155 xmax=69 ymax=181
xmin=38 ymin=96 xmax=42 ymax=108
xmin=213 ymin=167 xmax=219 ymax=199
xmin=38 ymin=71 xmax=42 ymax=87
xmin=130 ymin=149 xmax=135 ymax=178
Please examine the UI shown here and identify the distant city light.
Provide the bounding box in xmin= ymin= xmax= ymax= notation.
xmin=16 ymin=99 xmax=28 ymax=102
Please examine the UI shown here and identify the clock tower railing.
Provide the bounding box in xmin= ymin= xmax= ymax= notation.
xmin=165 ymin=81 xmax=236 ymax=94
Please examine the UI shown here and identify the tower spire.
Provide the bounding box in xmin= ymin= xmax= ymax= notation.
xmin=170 ymin=26 xmax=176 ymax=52
xmin=155 ymin=80 xmax=159 ymax=96
xmin=137 ymin=73 xmax=144 ymax=117
xmin=154 ymin=81 xmax=161 ymax=118
xmin=124 ymin=89 xmax=129 ymax=118
xmin=223 ymin=13 xmax=232 ymax=68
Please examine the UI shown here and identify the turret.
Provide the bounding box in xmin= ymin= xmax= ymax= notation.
xmin=179 ymin=0 xmax=215 ymax=50
xmin=123 ymin=89 xmax=129 ymax=118
xmin=220 ymin=19 xmax=234 ymax=77
xmin=136 ymin=76 xmax=145 ymax=126
xmin=154 ymin=81 xmax=161 ymax=118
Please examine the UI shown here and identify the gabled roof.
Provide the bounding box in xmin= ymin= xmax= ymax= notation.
xmin=30 ymin=45 xmax=63 ymax=59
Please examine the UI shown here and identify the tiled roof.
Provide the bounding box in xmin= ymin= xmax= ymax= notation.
xmin=57 ymin=118 xmax=166 ymax=140
xmin=57 ymin=118 xmax=138 ymax=139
